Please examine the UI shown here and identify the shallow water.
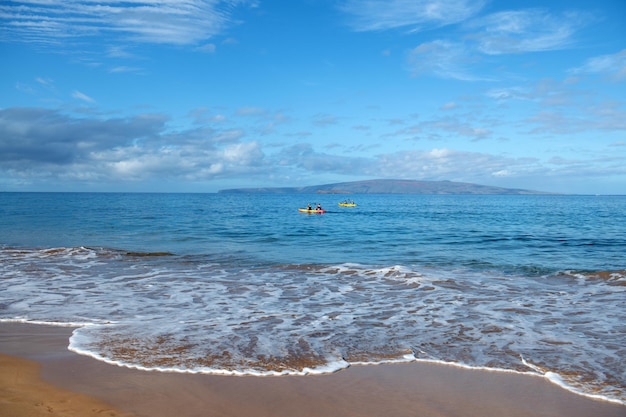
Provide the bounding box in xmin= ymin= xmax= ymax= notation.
xmin=1 ymin=192 xmax=624 ymax=403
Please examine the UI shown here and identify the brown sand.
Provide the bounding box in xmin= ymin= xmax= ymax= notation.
xmin=1 ymin=322 xmax=624 ymax=417
xmin=0 ymin=353 xmax=134 ymax=417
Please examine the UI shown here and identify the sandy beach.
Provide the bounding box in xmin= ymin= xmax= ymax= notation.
xmin=1 ymin=322 xmax=624 ymax=417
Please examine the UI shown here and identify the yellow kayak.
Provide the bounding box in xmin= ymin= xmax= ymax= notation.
xmin=298 ymin=208 xmax=326 ymax=213
xmin=338 ymin=203 xmax=357 ymax=207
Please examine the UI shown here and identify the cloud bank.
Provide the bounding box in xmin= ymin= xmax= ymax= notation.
xmin=2 ymin=105 xmax=623 ymax=192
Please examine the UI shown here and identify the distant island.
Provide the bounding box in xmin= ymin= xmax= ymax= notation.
xmin=218 ymin=179 xmax=550 ymax=195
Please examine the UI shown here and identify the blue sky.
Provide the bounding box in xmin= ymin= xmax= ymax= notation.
xmin=1 ymin=0 xmax=625 ymax=194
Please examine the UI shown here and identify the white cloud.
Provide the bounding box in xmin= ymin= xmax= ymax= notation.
xmin=485 ymin=87 xmax=530 ymax=101
xmin=72 ymin=90 xmax=95 ymax=103
xmin=405 ymin=8 xmax=592 ymax=80
xmin=107 ymin=46 xmax=136 ymax=59
xmin=222 ymin=142 xmax=263 ymax=165
xmin=571 ymin=49 xmax=626 ymax=81
xmin=492 ymin=169 xmax=512 ymax=177
xmin=408 ymin=40 xmax=485 ymax=81
xmin=406 ymin=115 xmax=492 ymax=141
xmin=340 ymin=0 xmax=486 ymax=32
xmin=36 ymin=77 xmax=55 ymax=88
xmin=189 ymin=107 xmax=228 ymax=124
xmin=0 ymin=1 xmax=254 ymax=46
xmin=197 ymin=43 xmax=217 ymax=53
xmin=373 ymin=148 xmax=543 ymax=182
xmin=428 ymin=148 xmax=451 ymax=158
xmin=468 ymin=9 xmax=591 ymax=54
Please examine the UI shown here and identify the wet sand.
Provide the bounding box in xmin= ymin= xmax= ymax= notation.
xmin=1 ymin=322 xmax=624 ymax=417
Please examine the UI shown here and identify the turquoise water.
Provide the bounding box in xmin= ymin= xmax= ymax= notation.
xmin=1 ymin=192 xmax=625 ymax=403
xmin=3 ymin=193 xmax=624 ymax=269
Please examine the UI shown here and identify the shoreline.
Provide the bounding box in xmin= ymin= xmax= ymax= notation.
xmin=1 ymin=322 xmax=624 ymax=417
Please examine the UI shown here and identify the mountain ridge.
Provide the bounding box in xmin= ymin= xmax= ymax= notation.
xmin=218 ymin=179 xmax=551 ymax=195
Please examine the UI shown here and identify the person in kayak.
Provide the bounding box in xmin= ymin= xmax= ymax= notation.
xmin=316 ymin=203 xmax=322 ymax=210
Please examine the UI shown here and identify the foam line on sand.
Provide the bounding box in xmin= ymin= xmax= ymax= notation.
xmin=1 ymin=322 xmax=624 ymax=417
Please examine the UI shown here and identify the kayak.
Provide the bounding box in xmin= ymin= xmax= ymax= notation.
xmin=298 ymin=208 xmax=326 ymax=213
xmin=338 ymin=203 xmax=357 ymax=207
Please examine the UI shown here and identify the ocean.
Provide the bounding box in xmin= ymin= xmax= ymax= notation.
xmin=1 ymin=192 xmax=624 ymax=404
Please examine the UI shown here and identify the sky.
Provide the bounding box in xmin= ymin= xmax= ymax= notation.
xmin=1 ymin=0 xmax=625 ymax=194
